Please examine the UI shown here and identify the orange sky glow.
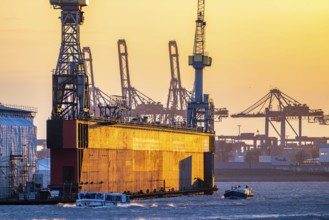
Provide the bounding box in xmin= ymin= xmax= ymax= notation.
xmin=0 ymin=0 xmax=329 ymax=139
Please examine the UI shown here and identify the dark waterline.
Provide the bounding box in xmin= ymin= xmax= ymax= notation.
xmin=0 ymin=182 xmax=328 ymax=220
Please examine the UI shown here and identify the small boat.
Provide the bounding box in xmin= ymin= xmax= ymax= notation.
xmin=76 ymin=192 xmax=130 ymax=207
xmin=223 ymin=186 xmax=253 ymax=199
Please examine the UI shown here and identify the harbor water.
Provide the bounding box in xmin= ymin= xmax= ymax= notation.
xmin=0 ymin=182 xmax=328 ymax=220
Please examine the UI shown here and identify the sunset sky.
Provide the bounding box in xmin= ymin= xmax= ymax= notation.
xmin=0 ymin=0 xmax=329 ymax=139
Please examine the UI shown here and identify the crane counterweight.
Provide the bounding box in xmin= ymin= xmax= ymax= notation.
xmin=50 ymin=0 xmax=89 ymax=7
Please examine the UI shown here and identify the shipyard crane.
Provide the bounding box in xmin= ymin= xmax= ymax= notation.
xmin=50 ymin=0 xmax=90 ymax=120
xmin=165 ymin=41 xmax=192 ymax=123
xmin=165 ymin=40 xmax=228 ymax=124
xmin=187 ymin=0 xmax=214 ymax=132
xmin=118 ymin=39 xmax=164 ymax=122
xmin=83 ymin=47 xmax=128 ymax=120
xmin=231 ymin=89 xmax=325 ymax=145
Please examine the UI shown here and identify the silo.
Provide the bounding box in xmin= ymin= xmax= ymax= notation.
xmin=0 ymin=104 xmax=37 ymax=199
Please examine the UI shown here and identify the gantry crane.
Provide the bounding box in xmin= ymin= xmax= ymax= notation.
xmin=214 ymin=107 xmax=229 ymax=122
xmin=231 ymin=89 xmax=325 ymax=145
xmin=118 ymin=39 xmax=164 ymax=122
xmin=83 ymin=47 xmax=128 ymax=119
xmin=50 ymin=0 xmax=90 ymax=120
xmin=165 ymin=41 xmax=192 ymax=124
xmin=187 ymin=0 xmax=214 ymax=132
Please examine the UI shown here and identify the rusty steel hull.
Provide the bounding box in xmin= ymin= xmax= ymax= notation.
xmin=47 ymin=119 xmax=215 ymax=194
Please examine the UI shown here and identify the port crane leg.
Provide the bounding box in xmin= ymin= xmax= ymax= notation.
xmin=299 ymin=116 xmax=302 ymax=146
xmin=281 ymin=110 xmax=286 ymax=145
xmin=265 ymin=108 xmax=270 ymax=137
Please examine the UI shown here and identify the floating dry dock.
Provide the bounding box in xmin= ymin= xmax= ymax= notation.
xmin=44 ymin=0 xmax=216 ymax=200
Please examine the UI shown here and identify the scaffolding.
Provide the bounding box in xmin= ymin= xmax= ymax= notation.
xmin=0 ymin=103 xmax=37 ymax=198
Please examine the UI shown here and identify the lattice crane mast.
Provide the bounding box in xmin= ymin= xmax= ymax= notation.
xmin=231 ymin=89 xmax=324 ymax=145
xmin=187 ymin=0 xmax=214 ymax=132
xmin=50 ymin=0 xmax=90 ymax=120
xmin=118 ymin=39 xmax=164 ymax=122
xmin=83 ymin=47 xmax=128 ymax=120
xmin=165 ymin=41 xmax=192 ymax=123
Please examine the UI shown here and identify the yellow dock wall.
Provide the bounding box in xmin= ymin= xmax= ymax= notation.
xmin=79 ymin=122 xmax=214 ymax=193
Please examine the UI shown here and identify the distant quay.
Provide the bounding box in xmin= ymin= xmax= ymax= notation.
xmin=215 ymin=168 xmax=329 ymax=182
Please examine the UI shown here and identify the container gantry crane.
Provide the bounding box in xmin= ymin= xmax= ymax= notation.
xmin=165 ymin=41 xmax=192 ymax=124
xmin=50 ymin=0 xmax=90 ymax=120
xmin=83 ymin=47 xmax=128 ymax=120
xmin=187 ymin=0 xmax=214 ymax=132
xmin=214 ymin=107 xmax=229 ymax=122
xmin=118 ymin=39 xmax=164 ymax=122
xmin=231 ymin=89 xmax=325 ymax=146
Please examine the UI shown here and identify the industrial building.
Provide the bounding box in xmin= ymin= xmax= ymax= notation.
xmin=320 ymin=144 xmax=329 ymax=165
xmin=36 ymin=139 xmax=50 ymax=189
xmin=0 ymin=103 xmax=37 ymax=199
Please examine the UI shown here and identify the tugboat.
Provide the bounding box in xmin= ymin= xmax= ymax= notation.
xmin=76 ymin=192 xmax=130 ymax=207
xmin=223 ymin=185 xmax=253 ymax=199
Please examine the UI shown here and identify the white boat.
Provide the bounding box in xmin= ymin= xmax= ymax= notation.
xmin=76 ymin=192 xmax=130 ymax=207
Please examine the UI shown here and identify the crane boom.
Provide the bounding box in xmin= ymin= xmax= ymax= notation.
xmin=118 ymin=39 xmax=164 ymax=121
xmin=83 ymin=46 xmax=128 ymax=119
xmin=118 ymin=39 xmax=156 ymax=109
xmin=165 ymin=41 xmax=192 ymax=123
xmin=193 ymin=0 xmax=206 ymax=55
xmin=118 ymin=39 xmax=133 ymax=109
xmin=83 ymin=47 xmax=97 ymax=115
